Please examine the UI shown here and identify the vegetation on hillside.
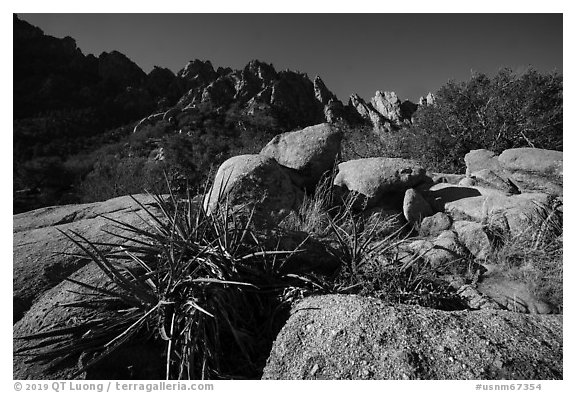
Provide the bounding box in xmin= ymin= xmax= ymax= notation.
xmin=14 ymin=68 xmax=562 ymax=214
xmin=341 ymin=68 xmax=563 ymax=173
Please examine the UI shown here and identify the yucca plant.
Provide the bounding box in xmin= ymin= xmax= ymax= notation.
xmin=16 ymin=180 xmax=312 ymax=379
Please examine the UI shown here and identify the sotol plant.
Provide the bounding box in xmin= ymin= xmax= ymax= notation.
xmin=16 ymin=183 xmax=315 ymax=379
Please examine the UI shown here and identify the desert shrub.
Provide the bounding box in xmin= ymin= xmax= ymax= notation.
xmin=340 ymin=68 xmax=562 ymax=173
xmin=411 ymin=68 xmax=562 ymax=172
xmin=79 ymin=156 xmax=168 ymax=202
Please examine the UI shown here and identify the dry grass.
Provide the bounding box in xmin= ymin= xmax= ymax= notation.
xmin=484 ymin=202 xmax=563 ymax=311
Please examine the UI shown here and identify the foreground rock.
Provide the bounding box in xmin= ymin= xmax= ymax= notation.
xmin=334 ymin=158 xmax=428 ymax=208
xmin=14 ymin=263 xmax=163 ymax=380
xmin=13 ymin=194 xmax=162 ymax=323
xmin=263 ymin=295 xmax=562 ymax=379
xmin=260 ymin=123 xmax=342 ymax=189
xmin=203 ymin=154 xmax=301 ymax=226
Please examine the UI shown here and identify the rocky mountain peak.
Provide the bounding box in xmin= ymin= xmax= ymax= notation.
xmin=348 ymin=90 xmax=420 ymax=134
xmin=98 ymin=50 xmax=146 ymax=87
xmin=371 ymin=90 xmax=402 ymax=124
xmin=178 ymin=59 xmax=218 ymax=81
xmin=243 ymin=60 xmax=278 ymax=82
xmin=419 ymin=92 xmax=437 ymax=106
xmin=313 ymin=76 xmax=337 ymax=105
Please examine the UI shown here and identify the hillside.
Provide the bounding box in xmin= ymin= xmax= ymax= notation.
xmin=14 ymin=15 xmax=425 ymax=213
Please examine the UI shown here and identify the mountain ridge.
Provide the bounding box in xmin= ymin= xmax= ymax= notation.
xmin=14 ymin=14 xmax=421 ymax=133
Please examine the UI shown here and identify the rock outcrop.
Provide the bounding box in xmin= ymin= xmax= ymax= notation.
xmin=347 ymin=91 xmax=419 ymax=134
xmin=348 ymin=94 xmax=392 ymax=133
xmin=427 ymin=183 xmax=555 ymax=238
xmin=171 ymin=60 xmax=347 ymax=130
xmin=13 ymin=263 xmax=164 ymax=380
xmin=465 ymin=148 xmax=562 ymax=196
xmin=263 ymin=295 xmax=562 ymax=379
xmin=13 ymin=194 xmax=162 ymax=323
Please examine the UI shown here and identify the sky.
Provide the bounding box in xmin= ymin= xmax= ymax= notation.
xmin=17 ymin=13 xmax=563 ymax=106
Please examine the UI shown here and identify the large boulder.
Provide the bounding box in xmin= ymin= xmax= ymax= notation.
xmin=464 ymin=149 xmax=502 ymax=175
xmin=13 ymin=194 xmax=162 ymax=323
xmin=263 ymin=295 xmax=562 ymax=379
xmin=260 ymin=123 xmax=342 ymax=189
xmin=334 ymin=158 xmax=428 ymax=208
xmin=499 ymin=148 xmax=562 ymax=176
xmin=498 ymin=148 xmax=562 ymax=195
xmin=203 ymin=154 xmax=301 ymax=226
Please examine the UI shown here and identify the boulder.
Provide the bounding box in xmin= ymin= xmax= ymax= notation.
xmin=334 ymin=158 xmax=428 ymax=208
xmin=464 ymin=149 xmax=501 ymax=176
xmin=499 ymin=148 xmax=562 ymax=176
xmin=13 ymin=194 xmax=162 ymax=323
xmin=453 ymin=221 xmax=492 ymax=260
xmin=403 ymin=188 xmax=433 ymax=226
xmin=203 ymin=154 xmax=301 ymax=226
xmin=263 ymin=295 xmax=562 ymax=379
xmin=419 ymin=212 xmax=452 ymax=237
xmin=498 ymin=148 xmax=562 ymax=196
xmin=260 ymin=123 xmax=342 ymax=189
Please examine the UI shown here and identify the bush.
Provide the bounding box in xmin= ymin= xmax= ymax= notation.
xmin=79 ymin=156 xmax=168 ymax=203
xmin=410 ymin=68 xmax=562 ymax=172
xmin=339 ymin=68 xmax=562 ymax=174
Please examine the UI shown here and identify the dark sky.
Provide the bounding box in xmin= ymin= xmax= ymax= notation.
xmin=18 ymin=13 xmax=562 ymax=102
